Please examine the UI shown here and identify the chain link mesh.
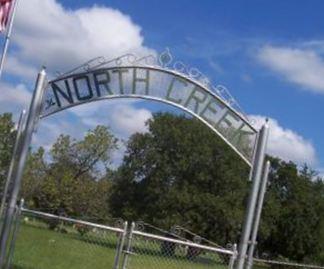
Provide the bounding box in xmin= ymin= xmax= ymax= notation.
xmin=123 ymin=230 xmax=234 ymax=269
xmin=8 ymin=209 xmax=324 ymax=269
xmin=11 ymin=209 xmax=125 ymax=269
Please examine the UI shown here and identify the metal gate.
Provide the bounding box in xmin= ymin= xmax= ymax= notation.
xmin=8 ymin=206 xmax=127 ymax=269
xmin=121 ymin=222 xmax=237 ymax=269
xmin=6 ymin=206 xmax=238 ymax=269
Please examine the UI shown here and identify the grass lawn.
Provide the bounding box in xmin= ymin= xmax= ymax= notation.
xmin=11 ymin=220 xmax=230 ymax=269
xmin=12 ymin=222 xmax=119 ymax=269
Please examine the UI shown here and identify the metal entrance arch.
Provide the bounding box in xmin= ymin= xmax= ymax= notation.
xmin=0 ymin=50 xmax=269 ymax=269
xmin=43 ymin=63 xmax=257 ymax=165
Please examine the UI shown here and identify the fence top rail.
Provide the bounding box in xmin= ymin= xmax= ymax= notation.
xmin=254 ymin=258 xmax=324 ymax=269
xmin=132 ymin=230 xmax=234 ymax=255
xmin=21 ymin=208 xmax=125 ymax=233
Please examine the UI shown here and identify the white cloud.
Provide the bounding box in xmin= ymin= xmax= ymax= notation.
xmin=110 ymin=104 xmax=151 ymax=135
xmin=318 ymin=168 xmax=324 ymax=179
xmin=251 ymin=115 xmax=317 ymax=166
xmin=0 ymin=0 xmax=156 ymax=124
xmin=257 ymin=45 xmax=324 ymax=94
xmin=111 ymin=140 xmax=127 ymax=169
xmin=70 ymin=99 xmax=152 ymax=138
xmin=0 ymin=82 xmax=31 ymax=115
xmin=33 ymin=119 xmax=80 ymax=152
xmin=12 ymin=0 xmax=155 ymax=76
xmin=5 ymin=56 xmax=38 ymax=80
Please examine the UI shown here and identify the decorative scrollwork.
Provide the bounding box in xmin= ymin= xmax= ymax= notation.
xmin=159 ymin=48 xmax=173 ymax=67
xmin=133 ymin=54 xmax=156 ymax=65
xmin=53 ymin=48 xmax=250 ymax=122
xmin=45 ymin=97 xmax=56 ymax=110
xmin=188 ymin=67 xmax=200 ymax=78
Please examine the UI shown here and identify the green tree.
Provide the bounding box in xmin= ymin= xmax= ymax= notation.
xmin=110 ymin=113 xmax=250 ymax=245
xmin=110 ymin=113 xmax=324 ymax=262
xmin=22 ymin=125 xmax=117 ymax=220
xmin=21 ymin=147 xmax=47 ymax=207
xmin=259 ymin=158 xmax=324 ymax=261
xmin=0 ymin=113 xmax=16 ymax=196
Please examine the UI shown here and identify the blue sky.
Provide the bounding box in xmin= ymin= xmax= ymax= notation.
xmin=1 ymin=0 xmax=323 ymax=174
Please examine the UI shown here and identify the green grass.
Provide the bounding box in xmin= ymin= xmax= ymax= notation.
xmin=11 ymin=220 xmax=229 ymax=269
xmin=12 ymin=222 xmax=118 ymax=269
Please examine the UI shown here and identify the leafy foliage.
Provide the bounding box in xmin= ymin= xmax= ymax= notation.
xmin=259 ymin=159 xmax=324 ymax=261
xmin=21 ymin=125 xmax=117 ymax=221
xmin=110 ymin=113 xmax=250 ymax=245
xmin=0 ymin=113 xmax=16 ymax=195
xmin=110 ymin=113 xmax=324 ymax=262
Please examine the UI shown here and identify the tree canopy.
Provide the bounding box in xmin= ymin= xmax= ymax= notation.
xmin=22 ymin=125 xmax=117 ymax=220
xmin=110 ymin=113 xmax=250 ymax=246
xmin=0 ymin=113 xmax=16 ymax=196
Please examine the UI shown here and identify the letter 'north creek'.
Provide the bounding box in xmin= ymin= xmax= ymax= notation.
xmin=44 ymin=67 xmax=257 ymax=163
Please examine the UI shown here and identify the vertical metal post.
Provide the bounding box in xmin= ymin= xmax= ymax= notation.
xmin=235 ymin=122 xmax=269 ymax=269
xmin=246 ymin=160 xmax=271 ymax=269
xmin=0 ymin=111 xmax=26 ymax=221
xmin=0 ymin=68 xmax=46 ymax=268
xmin=0 ymin=0 xmax=20 ymax=79
xmin=113 ymin=221 xmax=128 ymax=269
xmin=122 ymin=222 xmax=135 ymax=269
xmin=5 ymin=199 xmax=24 ymax=269
xmin=229 ymin=243 xmax=238 ymax=269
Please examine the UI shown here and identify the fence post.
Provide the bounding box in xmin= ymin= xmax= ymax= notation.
xmin=0 ymin=68 xmax=47 ymax=268
xmin=121 ymin=222 xmax=135 ymax=269
xmin=5 ymin=199 xmax=24 ymax=269
xmin=113 ymin=221 xmax=128 ymax=269
xmin=229 ymin=243 xmax=238 ymax=269
xmin=235 ymin=122 xmax=269 ymax=269
xmin=246 ymin=160 xmax=271 ymax=269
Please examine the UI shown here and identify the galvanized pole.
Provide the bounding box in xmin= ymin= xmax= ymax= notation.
xmin=122 ymin=222 xmax=135 ymax=269
xmin=0 ymin=0 xmax=20 ymax=79
xmin=113 ymin=221 xmax=128 ymax=269
xmin=0 ymin=67 xmax=46 ymax=268
xmin=246 ymin=160 xmax=271 ymax=269
xmin=0 ymin=110 xmax=26 ymax=220
xmin=5 ymin=198 xmax=24 ymax=269
xmin=229 ymin=243 xmax=238 ymax=269
xmin=235 ymin=121 xmax=269 ymax=269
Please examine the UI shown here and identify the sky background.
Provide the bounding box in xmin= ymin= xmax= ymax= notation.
xmin=0 ymin=0 xmax=323 ymax=174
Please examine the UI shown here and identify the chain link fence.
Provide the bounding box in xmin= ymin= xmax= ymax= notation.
xmin=121 ymin=222 xmax=237 ymax=269
xmin=9 ymin=207 xmax=127 ymax=269
xmin=3 ymin=205 xmax=324 ymax=269
xmin=4 ymin=206 xmax=239 ymax=269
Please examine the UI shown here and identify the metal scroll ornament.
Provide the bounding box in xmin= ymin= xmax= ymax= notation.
xmin=54 ymin=49 xmax=247 ymax=120
xmin=44 ymin=49 xmax=257 ymax=165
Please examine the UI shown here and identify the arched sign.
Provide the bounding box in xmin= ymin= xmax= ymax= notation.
xmin=41 ymin=59 xmax=257 ymax=165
